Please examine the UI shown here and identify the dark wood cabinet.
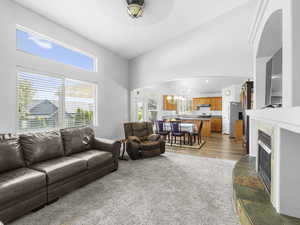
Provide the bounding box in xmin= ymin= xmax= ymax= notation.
xmin=241 ymin=81 xmax=254 ymax=154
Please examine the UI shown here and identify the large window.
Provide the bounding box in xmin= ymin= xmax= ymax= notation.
xmin=64 ymin=79 xmax=97 ymax=128
xmin=16 ymin=26 xmax=96 ymax=72
xmin=17 ymin=71 xmax=97 ymax=132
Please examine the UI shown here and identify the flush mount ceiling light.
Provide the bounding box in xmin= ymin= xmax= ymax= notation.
xmin=127 ymin=0 xmax=144 ymax=19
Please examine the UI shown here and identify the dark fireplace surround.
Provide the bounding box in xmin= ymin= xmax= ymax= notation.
xmin=258 ymin=130 xmax=272 ymax=193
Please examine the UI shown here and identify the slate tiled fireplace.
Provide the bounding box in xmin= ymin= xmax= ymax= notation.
xmin=247 ymin=109 xmax=300 ymax=219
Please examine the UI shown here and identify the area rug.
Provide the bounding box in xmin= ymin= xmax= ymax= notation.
xmin=166 ymin=140 xmax=206 ymax=150
xmin=11 ymin=153 xmax=239 ymax=225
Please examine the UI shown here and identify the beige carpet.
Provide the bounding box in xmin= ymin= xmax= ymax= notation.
xmin=11 ymin=152 xmax=239 ymax=225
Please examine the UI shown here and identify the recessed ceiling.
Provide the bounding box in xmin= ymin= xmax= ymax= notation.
xmin=142 ymin=77 xmax=248 ymax=96
xmin=13 ymin=0 xmax=251 ymax=59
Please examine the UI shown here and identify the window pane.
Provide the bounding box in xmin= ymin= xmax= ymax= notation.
xmin=17 ymin=72 xmax=63 ymax=132
xmin=16 ymin=29 xmax=95 ymax=72
xmin=65 ymin=79 xmax=97 ymax=128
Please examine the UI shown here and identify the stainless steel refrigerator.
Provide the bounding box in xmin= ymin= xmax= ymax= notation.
xmin=229 ymin=102 xmax=243 ymax=138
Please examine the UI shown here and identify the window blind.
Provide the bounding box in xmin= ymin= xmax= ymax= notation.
xmin=17 ymin=71 xmax=63 ymax=132
xmin=17 ymin=71 xmax=97 ymax=132
xmin=64 ymin=79 xmax=96 ymax=128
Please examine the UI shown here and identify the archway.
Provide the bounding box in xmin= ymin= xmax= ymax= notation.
xmin=255 ymin=9 xmax=282 ymax=108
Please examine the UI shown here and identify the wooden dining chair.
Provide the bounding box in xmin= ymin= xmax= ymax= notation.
xmin=170 ymin=121 xmax=185 ymax=146
xmin=191 ymin=120 xmax=204 ymax=145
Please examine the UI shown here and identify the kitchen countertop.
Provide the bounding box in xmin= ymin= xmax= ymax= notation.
xmin=180 ymin=117 xmax=211 ymax=121
xmin=178 ymin=116 xmax=222 ymax=120
xmin=162 ymin=115 xmax=222 ymax=121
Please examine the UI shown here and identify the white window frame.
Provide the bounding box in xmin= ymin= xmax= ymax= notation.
xmin=16 ymin=25 xmax=98 ymax=73
xmin=16 ymin=67 xmax=98 ymax=133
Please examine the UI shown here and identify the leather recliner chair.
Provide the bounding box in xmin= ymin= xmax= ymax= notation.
xmin=124 ymin=122 xmax=165 ymax=160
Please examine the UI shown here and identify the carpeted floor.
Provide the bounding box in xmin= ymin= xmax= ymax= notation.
xmin=11 ymin=153 xmax=239 ymax=225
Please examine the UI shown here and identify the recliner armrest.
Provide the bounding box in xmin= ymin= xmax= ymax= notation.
xmin=93 ymin=138 xmax=121 ymax=159
xmin=147 ymin=134 xmax=160 ymax=142
xmin=128 ymin=136 xmax=142 ymax=144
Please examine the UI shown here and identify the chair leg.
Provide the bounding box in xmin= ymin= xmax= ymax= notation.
xmin=175 ymin=136 xmax=176 ymax=144
xmin=180 ymin=137 xmax=182 ymax=146
xmin=184 ymin=135 xmax=186 ymax=145
xmin=198 ymin=135 xmax=200 ymax=145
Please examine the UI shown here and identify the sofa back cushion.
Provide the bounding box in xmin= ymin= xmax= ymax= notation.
xmin=0 ymin=135 xmax=25 ymax=173
xmin=20 ymin=131 xmax=64 ymax=166
xmin=60 ymin=127 xmax=94 ymax=156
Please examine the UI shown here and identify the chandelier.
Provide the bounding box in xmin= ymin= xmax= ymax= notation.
xmin=127 ymin=0 xmax=144 ymax=19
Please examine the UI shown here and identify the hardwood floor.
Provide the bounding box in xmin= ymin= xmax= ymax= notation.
xmin=166 ymin=133 xmax=246 ymax=161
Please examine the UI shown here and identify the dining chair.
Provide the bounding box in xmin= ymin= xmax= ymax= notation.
xmin=155 ymin=120 xmax=170 ymax=142
xmin=170 ymin=121 xmax=185 ymax=146
xmin=191 ymin=120 xmax=204 ymax=145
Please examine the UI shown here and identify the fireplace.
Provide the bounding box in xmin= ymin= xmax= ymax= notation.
xmin=258 ymin=130 xmax=272 ymax=193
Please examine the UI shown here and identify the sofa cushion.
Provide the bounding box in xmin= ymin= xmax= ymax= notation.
xmin=20 ymin=131 xmax=64 ymax=166
xmin=60 ymin=127 xmax=95 ymax=156
xmin=71 ymin=150 xmax=113 ymax=169
xmin=0 ymin=137 xmax=25 ymax=173
xmin=30 ymin=157 xmax=87 ymax=184
xmin=0 ymin=168 xmax=46 ymax=206
xmin=140 ymin=141 xmax=161 ymax=151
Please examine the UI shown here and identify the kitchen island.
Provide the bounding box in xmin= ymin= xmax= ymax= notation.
xmin=180 ymin=118 xmax=212 ymax=137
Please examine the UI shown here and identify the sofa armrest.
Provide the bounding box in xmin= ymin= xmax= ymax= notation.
xmin=93 ymin=138 xmax=121 ymax=159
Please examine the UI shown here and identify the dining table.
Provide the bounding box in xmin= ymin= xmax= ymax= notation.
xmin=164 ymin=122 xmax=197 ymax=133
xmin=164 ymin=122 xmax=197 ymax=145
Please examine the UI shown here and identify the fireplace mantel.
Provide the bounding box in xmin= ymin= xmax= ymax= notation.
xmin=247 ymin=107 xmax=300 ymax=134
xmin=247 ymin=106 xmax=300 ymax=219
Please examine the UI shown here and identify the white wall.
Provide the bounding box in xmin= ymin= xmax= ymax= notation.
xmin=129 ymin=1 xmax=256 ymax=90
xmin=0 ymin=0 xmax=129 ymax=139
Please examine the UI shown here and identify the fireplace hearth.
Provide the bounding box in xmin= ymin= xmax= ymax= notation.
xmin=258 ymin=130 xmax=272 ymax=193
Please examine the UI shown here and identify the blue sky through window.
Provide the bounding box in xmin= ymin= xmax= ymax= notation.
xmin=16 ymin=29 xmax=95 ymax=72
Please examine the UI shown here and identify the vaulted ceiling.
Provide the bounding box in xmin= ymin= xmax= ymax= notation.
xmin=13 ymin=0 xmax=252 ymax=59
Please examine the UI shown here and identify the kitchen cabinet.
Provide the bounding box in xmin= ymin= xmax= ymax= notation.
xmin=211 ymin=117 xmax=222 ymax=133
xmin=192 ymin=97 xmax=222 ymax=111
xmin=163 ymin=95 xmax=177 ymax=111
xmin=202 ymin=120 xmax=211 ymax=137
xmin=180 ymin=119 xmax=211 ymax=137
xmin=214 ymin=97 xmax=222 ymax=111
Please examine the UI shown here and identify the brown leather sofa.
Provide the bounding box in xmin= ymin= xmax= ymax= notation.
xmin=124 ymin=122 xmax=165 ymax=160
xmin=0 ymin=127 xmax=120 ymax=223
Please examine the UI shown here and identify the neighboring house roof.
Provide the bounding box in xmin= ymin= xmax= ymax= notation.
xmin=29 ymin=100 xmax=58 ymax=116
xmin=27 ymin=99 xmax=94 ymax=116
